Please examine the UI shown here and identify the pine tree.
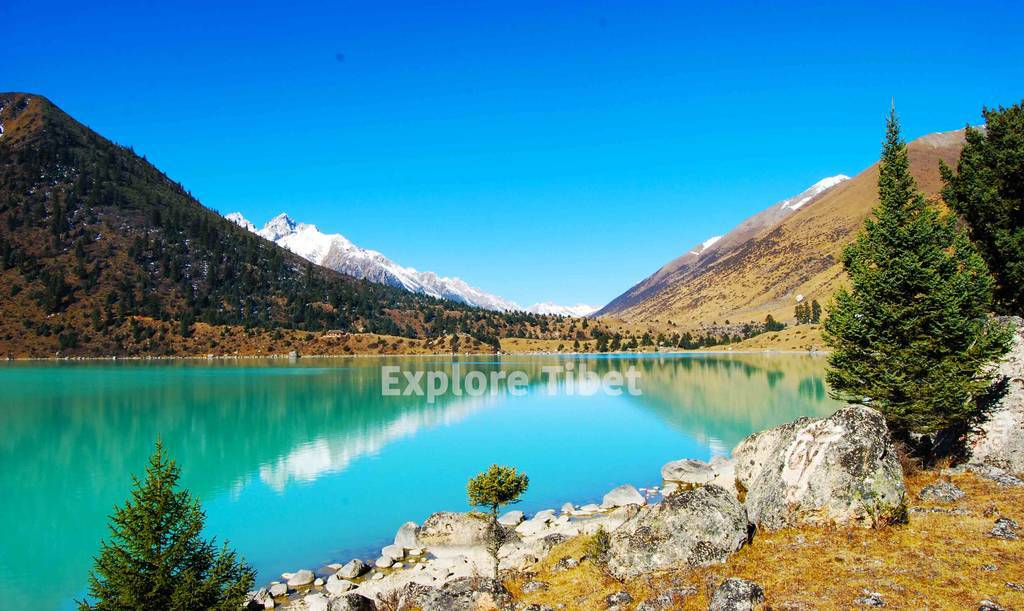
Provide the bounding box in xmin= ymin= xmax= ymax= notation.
xmin=80 ymin=441 xmax=254 ymax=610
xmin=940 ymin=101 xmax=1024 ymax=314
xmin=823 ymin=108 xmax=1012 ymax=438
xmin=810 ymin=299 xmax=822 ymax=324
xmin=467 ymin=465 xmax=529 ymax=580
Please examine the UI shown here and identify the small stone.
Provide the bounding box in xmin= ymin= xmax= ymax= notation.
xmin=636 ymin=586 xmax=697 ymax=611
xmin=521 ymin=580 xmax=549 ymax=593
xmin=853 ymin=590 xmax=885 ymax=607
xmin=552 ymin=556 xmax=578 ymax=573
xmin=285 ymin=569 xmax=315 ymax=587
xmin=988 ymin=517 xmax=1019 ymax=540
xmin=381 ymin=543 xmax=405 ymax=560
xmin=604 ymin=591 xmax=633 ymax=608
xmin=372 ymin=572 xmax=384 ymax=580
xmin=575 ymin=503 xmax=601 ymax=515
xmin=375 ymin=556 xmax=394 ymax=569
xmin=408 ymin=547 xmax=423 ymax=556
xmin=313 ymin=577 xmax=324 ymax=587
xmin=917 ymin=480 xmax=966 ymax=503
xmin=709 ymin=578 xmax=765 ymax=610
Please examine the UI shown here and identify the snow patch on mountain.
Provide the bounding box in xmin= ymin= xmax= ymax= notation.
xmin=524 ymin=302 xmax=598 ymax=317
xmin=779 ymin=174 xmax=850 ymax=211
xmin=689 ymin=235 xmax=722 ymax=256
xmin=226 ymin=212 xmax=592 ymax=316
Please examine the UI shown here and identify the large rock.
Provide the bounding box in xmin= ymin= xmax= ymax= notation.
xmin=606 ymin=484 xmax=749 ymax=579
xmin=417 ymin=512 xmax=491 ymax=548
xmin=601 ymin=484 xmax=646 ymax=509
xmin=733 ymin=405 xmax=906 ymax=529
xmin=709 ymin=578 xmax=765 ymax=611
xmin=394 ymin=521 xmax=420 ymax=549
xmin=337 ymin=559 xmax=368 ymax=579
xmin=325 ymin=574 xmax=356 ymax=595
xmin=286 ymin=569 xmax=316 ymax=587
xmin=497 ymin=510 xmax=524 ymax=526
xmin=969 ymin=316 xmax=1024 ymax=474
xmin=661 ymin=456 xmax=737 ymax=495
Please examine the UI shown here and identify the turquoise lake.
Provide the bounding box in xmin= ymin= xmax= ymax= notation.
xmin=0 ymin=353 xmax=840 ymax=609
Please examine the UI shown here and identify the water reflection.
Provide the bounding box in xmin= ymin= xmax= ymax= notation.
xmin=0 ymin=354 xmax=839 ymax=610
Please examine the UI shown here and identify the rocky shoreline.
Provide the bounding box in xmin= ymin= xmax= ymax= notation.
xmin=242 ymin=322 xmax=1024 ymax=611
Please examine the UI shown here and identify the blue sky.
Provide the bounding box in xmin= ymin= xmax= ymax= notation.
xmin=3 ymin=1 xmax=1023 ymax=307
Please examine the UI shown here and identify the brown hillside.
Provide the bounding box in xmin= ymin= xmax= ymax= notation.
xmin=598 ymin=130 xmax=966 ymax=327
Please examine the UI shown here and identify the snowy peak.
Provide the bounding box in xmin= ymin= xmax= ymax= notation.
xmin=779 ymin=174 xmax=850 ymax=211
xmin=225 ymin=212 xmax=256 ymax=233
xmin=525 ymin=302 xmax=599 ymax=317
xmin=227 ymin=211 xmax=595 ymax=316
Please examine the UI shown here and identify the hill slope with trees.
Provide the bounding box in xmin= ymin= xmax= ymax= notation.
xmin=0 ymin=93 xmax=583 ymax=357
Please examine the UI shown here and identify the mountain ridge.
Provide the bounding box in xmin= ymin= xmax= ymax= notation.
xmin=597 ymin=130 xmax=965 ymax=326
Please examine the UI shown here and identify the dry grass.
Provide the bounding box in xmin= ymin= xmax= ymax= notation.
xmin=507 ymin=470 xmax=1024 ymax=610
xmin=704 ymin=325 xmax=826 ymax=352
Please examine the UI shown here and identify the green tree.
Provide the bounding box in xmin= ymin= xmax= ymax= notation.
xmin=80 ymin=441 xmax=254 ymax=610
xmin=467 ymin=464 xmax=529 ymax=579
xmin=810 ymin=299 xmax=822 ymax=324
xmin=941 ymin=101 xmax=1024 ymax=314
xmin=823 ymin=108 xmax=1012 ymax=439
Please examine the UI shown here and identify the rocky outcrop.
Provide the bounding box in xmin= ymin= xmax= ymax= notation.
xmin=606 ymin=485 xmax=749 ymax=579
xmin=708 ymin=578 xmax=765 ymax=611
xmin=969 ymin=317 xmax=1024 ymax=474
xmin=733 ymin=405 xmax=905 ymax=529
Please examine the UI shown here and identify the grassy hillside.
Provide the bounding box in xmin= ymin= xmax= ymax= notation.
xmin=0 ymin=93 xmax=600 ymax=357
xmin=598 ymin=130 xmax=966 ymax=329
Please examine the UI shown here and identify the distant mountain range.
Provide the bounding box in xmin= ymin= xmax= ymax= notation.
xmin=226 ymin=212 xmax=597 ymax=316
xmin=598 ymin=130 xmax=965 ymax=325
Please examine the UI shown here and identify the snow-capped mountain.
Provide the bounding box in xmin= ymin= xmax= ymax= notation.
xmin=524 ymin=302 xmax=599 ymax=317
xmin=778 ymin=175 xmax=850 ymax=211
xmin=597 ymin=173 xmax=852 ymax=317
xmin=227 ymin=212 xmax=593 ymax=316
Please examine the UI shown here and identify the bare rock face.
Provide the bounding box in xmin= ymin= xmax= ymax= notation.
xmin=969 ymin=317 xmax=1024 ymax=475
xmin=417 ymin=512 xmax=491 ymax=548
xmin=733 ymin=405 xmax=906 ymax=529
xmin=606 ymin=485 xmax=749 ymax=579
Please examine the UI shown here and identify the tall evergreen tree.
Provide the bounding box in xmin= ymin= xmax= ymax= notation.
xmin=940 ymin=101 xmax=1024 ymax=314
xmin=80 ymin=441 xmax=254 ymax=610
xmin=823 ymin=108 xmax=1012 ymax=438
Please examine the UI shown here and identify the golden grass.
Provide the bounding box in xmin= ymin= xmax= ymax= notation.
xmin=507 ymin=470 xmax=1024 ymax=610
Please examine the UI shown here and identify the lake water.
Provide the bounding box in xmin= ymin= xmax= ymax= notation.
xmin=0 ymin=353 xmax=840 ymax=609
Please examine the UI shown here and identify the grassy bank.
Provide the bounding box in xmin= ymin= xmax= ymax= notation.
xmin=506 ymin=470 xmax=1023 ymax=609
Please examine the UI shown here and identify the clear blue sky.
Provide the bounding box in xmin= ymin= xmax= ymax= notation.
xmin=3 ymin=1 xmax=1022 ymax=307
